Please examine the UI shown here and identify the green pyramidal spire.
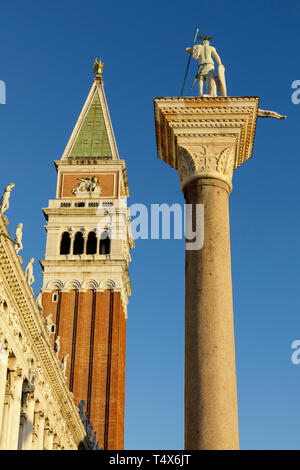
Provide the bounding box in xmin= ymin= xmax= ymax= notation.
xmin=61 ymin=74 xmax=119 ymax=160
xmin=69 ymin=92 xmax=112 ymax=158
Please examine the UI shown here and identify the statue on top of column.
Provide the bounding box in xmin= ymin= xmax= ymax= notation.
xmin=186 ymin=35 xmax=227 ymax=97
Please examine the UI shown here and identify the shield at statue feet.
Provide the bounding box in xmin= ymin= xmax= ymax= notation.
xmin=215 ymin=64 xmax=227 ymax=97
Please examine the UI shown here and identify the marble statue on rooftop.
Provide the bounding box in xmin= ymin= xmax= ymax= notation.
xmin=186 ymin=35 xmax=226 ymax=97
xmin=61 ymin=354 xmax=69 ymax=378
xmin=0 ymin=183 xmax=15 ymax=215
xmin=15 ymin=223 xmax=23 ymax=254
xmin=36 ymin=290 xmax=43 ymax=314
xmin=54 ymin=335 xmax=60 ymax=357
xmin=25 ymin=258 xmax=35 ymax=286
xmin=45 ymin=313 xmax=55 ymax=337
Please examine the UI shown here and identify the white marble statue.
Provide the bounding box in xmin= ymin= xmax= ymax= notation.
xmin=54 ymin=335 xmax=60 ymax=357
xmin=186 ymin=36 xmax=226 ymax=97
xmin=61 ymin=354 xmax=69 ymax=378
xmin=36 ymin=291 xmax=43 ymax=314
xmin=25 ymin=258 xmax=35 ymax=286
xmin=0 ymin=183 xmax=15 ymax=215
xmin=15 ymin=223 xmax=23 ymax=254
xmin=45 ymin=313 xmax=55 ymax=337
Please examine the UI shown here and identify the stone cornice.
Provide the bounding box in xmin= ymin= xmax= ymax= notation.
xmin=42 ymin=206 xmax=127 ymax=219
xmin=54 ymin=158 xmax=126 ymax=169
xmin=40 ymin=257 xmax=130 ymax=268
xmin=153 ymin=97 xmax=259 ymax=180
xmin=40 ymin=260 xmax=132 ymax=304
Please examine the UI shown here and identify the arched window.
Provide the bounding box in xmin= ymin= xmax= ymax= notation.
xmin=86 ymin=231 xmax=97 ymax=255
xmin=73 ymin=232 xmax=84 ymax=255
xmin=99 ymin=231 xmax=111 ymax=255
xmin=60 ymin=232 xmax=71 ymax=255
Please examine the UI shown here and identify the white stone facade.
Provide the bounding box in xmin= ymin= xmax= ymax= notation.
xmin=0 ymin=214 xmax=89 ymax=450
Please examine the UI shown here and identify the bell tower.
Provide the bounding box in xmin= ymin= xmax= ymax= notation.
xmin=40 ymin=69 xmax=134 ymax=450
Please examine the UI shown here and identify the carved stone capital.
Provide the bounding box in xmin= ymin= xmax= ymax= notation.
xmin=177 ymin=144 xmax=235 ymax=192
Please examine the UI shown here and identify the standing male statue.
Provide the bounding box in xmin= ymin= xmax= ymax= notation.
xmin=54 ymin=335 xmax=60 ymax=357
xmin=15 ymin=223 xmax=23 ymax=254
xmin=45 ymin=313 xmax=55 ymax=337
xmin=0 ymin=183 xmax=15 ymax=215
xmin=25 ymin=258 xmax=35 ymax=286
xmin=36 ymin=290 xmax=43 ymax=314
xmin=186 ymin=35 xmax=227 ymax=97
xmin=61 ymin=354 xmax=69 ymax=378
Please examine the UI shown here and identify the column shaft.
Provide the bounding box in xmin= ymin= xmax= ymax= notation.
xmin=184 ymin=178 xmax=239 ymax=450
xmin=22 ymin=394 xmax=35 ymax=450
xmin=8 ymin=372 xmax=23 ymax=449
xmin=33 ymin=412 xmax=45 ymax=450
xmin=0 ymin=398 xmax=10 ymax=449
xmin=0 ymin=346 xmax=8 ymax=438
xmin=43 ymin=423 xmax=54 ymax=450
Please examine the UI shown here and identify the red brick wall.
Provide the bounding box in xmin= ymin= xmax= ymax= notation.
xmin=42 ymin=288 xmax=127 ymax=450
xmin=72 ymin=290 xmax=93 ymax=403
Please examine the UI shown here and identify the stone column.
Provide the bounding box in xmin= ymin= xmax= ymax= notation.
xmin=96 ymin=235 xmax=100 ymax=255
xmin=43 ymin=420 xmax=54 ymax=450
xmin=0 ymin=341 xmax=8 ymax=438
xmin=53 ymin=434 xmax=61 ymax=450
xmin=21 ymin=392 xmax=35 ymax=450
xmin=70 ymin=232 xmax=75 ymax=255
xmin=0 ymin=394 xmax=12 ymax=450
xmin=154 ymin=96 xmax=260 ymax=450
xmin=18 ymin=412 xmax=26 ymax=450
xmin=83 ymin=231 xmax=88 ymax=254
xmin=182 ymin=157 xmax=238 ymax=449
xmin=7 ymin=368 xmax=23 ymax=449
xmin=33 ymin=410 xmax=45 ymax=450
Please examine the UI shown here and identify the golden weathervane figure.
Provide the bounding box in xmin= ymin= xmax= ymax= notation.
xmin=93 ymin=58 xmax=104 ymax=75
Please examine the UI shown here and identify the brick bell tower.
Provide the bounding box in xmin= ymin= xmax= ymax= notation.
xmin=40 ymin=67 xmax=134 ymax=450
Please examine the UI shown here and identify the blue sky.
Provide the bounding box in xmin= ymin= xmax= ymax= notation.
xmin=1 ymin=0 xmax=300 ymax=449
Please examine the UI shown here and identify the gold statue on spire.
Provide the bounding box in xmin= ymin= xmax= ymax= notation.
xmin=93 ymin=58 xmax=104 ymax=75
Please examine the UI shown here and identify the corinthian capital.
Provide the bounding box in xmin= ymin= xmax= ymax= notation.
xmin=177 ymin=144 xmax=235 ymax=191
